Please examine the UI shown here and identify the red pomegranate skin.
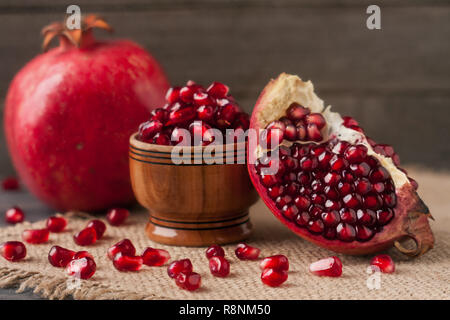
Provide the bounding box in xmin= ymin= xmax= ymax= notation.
xmin=5 ymin=37 xmax=169 ymax=211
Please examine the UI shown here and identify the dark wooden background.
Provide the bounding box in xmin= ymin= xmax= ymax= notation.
xmin=1 ymin=0 xmax=449 ymax=176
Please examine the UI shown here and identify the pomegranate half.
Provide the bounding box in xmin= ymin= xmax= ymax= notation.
xmin=248 ymin=73 xmax=434 ymax=256
xmin=4 ymin=15 xmax=169 ymax=211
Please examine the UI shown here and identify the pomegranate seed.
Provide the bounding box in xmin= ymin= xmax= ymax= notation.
xmin=106 ymin=208 xmax=129 ymax=226
xmin=179 ymin=86 xmax=195 ymax=103
xmin=1 ymin=241 xmax=26 ymax=262
xmin=342 ymin=116 xmax=359 ymax=127
xmin=344 ymin=144 xmax=368 ymax=163
xmin=337 ymin=182 xmax=353 ymax=196
xmin=370 ymin=254 xmax=395 ymax=273
xmin=138 ymin=120 xmax=163 ymax=142
xmin=66 ymin=257 xmax=96 ymax=279
xmin=22 ymin=228 xmax=49 ymax=244
xmin=295 ymin=211 xmax=310 ymax=226
xmin=193 ymin=92 xmax=213 ymax=106
xmin=300 ymin=156 xmax=318 ymax=171
xmin=336 ymin=223 xmax=356 ymax=242
xmin=306 ymin=123 xmax=322 ymax=141
xmin=268 ymin=185 xmax=285 ymax=199
xmin=167 ymin=259 xmax=193 ymax=278
xmin=168 ymin=106 xmax=196 ymax=126
xmin=175 ymin=272 xmax=202 ymax=291
xmin=107 ymin=239 xmax=136 ymax=260
xmin=296 ymin=122 xmax=307 ymax=140
xmin=356 ymin=225 xmax=374 ymax=241
xmin=377 ymin=208 xmax=394 ymax=225
xmin=355 ymin=178 xmax=372 ymax=195
xmin=150 ymin=108 xmax=169 ymax=123
xmin=305 ymin=113 xmax=326 ymax=129
xmin=46 ymin=216 xmax=67 ymax=232
xmin=86 ymin=219 xmax=106 ymax=239
xmin=2 ymin=177 xmax=19 ymax=190
xmin=350 ymin=162 xmax=371 ymax=177
xmin=48 ymin=245 xmax=75 ymax=267
xmin=196 ymin=105 xmax=215 ymax=122
xmin=5 ymin=207 xmax=25 ymax=224
xmin=205 ymin=244 xmax=225 ymax=259
xmin=113 ymin=253 xmax=143 ymax=272
xmin=261 ymin=268 xmax=288 ymax=287
xmin=311 ymin=193 xmax=325 ymax=205
xmin=343 ymin=193 xmax=360 ymax=208
xmin=209 ymin=256 xmax=230 ymax=277
xmin=260 ymin=255 xmax=289 ymax=271
xmin=262 ymin=128 xmax=284 ymax=147
xmin=322 ymin=210 xmax=340 ymax=227
xmin=73 ymin=227 xmax=97 ymax=246
xmin=286 ymin=102 xmax=309 ymax=121
xmin=154 ymin=132 xmax=171 ymax=145
xmin=329 ymin=155 xmax=348 ymax=171
xmin=142 ymin=247 xmax=171 ymax=266
xmin=284 ymin=124 xmax=297 ymax=141
xmin=207 ymin=81 xmax=229 ymax=98
xmin=294 ymin=195 xmax=311 ymax=210
xmin=74 ymin=251 xmax=94 ymax=260
xmin=357 ymin=209 xmax=376 ymax=226
xmin=235 ymin=243 xmax=260 ymax=260
xmin=309 ymin=256 xmax=342 ymax=277
xmin=339 ymin=208 xmax=357 ymax=223
xmin=308 ymin=219 xmax=324 ymax=233
xmin=370 ymin=167 xmax=390 ymax=182
xmin=165 ymin=86 xmax=180 ymax=103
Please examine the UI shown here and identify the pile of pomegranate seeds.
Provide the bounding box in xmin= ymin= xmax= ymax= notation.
xmin=205 ymin=245 xmax=230 ymax=277
xmin=137 ymin=81 xmax=250 ymax=146
xmin=22 ymin=228 xmax=49 ymax=244
xmin=46 ymin=216 xmax=67 ymax=233
xmin=260 ymin=255 xmax=289 ymax=287
xmin=370 ymin=254 xmax=395 ymax=273
xmin=0 ymin=241 xmax=26 ymax=262
xmin=106 ymin=208 xmax=129 ymax=226
xmin=1 ymin=177 xmax=19 ymax=191
xmin=309 ymin=256 xmax=343 ymax=277
xmin=167 ymin=258 xmax=202 ymax=291
xmin=235 ymin=243 xmax=261 ymax=260
xmin=5 ymin=207 xmax=25 ymax=224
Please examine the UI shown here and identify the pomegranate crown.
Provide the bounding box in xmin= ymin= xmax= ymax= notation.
xmin=41 ymin=14 xmax=113 ymax=51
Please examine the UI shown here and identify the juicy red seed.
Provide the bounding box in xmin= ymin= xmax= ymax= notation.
xmin=332 ymin=141 xmax=350 ymax=154
xmin=339 ymin=208 xmax=357 ymax=223
xmin=168 ymin=259 xmax=193 ymax=278
xmin=305 ymin=113 xmax=326 ymax=129
xmin=48 ymin=245 xmax=75 ymax=267
xmin=86 ymin=220 xmax=106 ymax=239
xmin=1 ymin=177 xmax=19 ymax=190
xmin=350 ymin=162 xmax=371 ymax=177
xmin=209 ymin=256 xmax=230 ymax=277
xmin=297 ymin=171 xmax=311 ymax=184
xmin=282 ymin=205 xmax=298 ymax=221
xmin=373 ymin=182 xmax=385 ymax=193
xmin=324 ymin=186 xmax=340 ymax=200
xmin=286 ymin=102 xmax=310 ymax=121
xmin=1 ymin=241 xmax=26 ymax=262
xmin=342 ymin=116 xmax=359 ymax=127
xmin=325 ymin=199 xmax=340 ymax=210
xmin=142 ymin=248 xmax=171 ymax=266
xmin=151 ymin=108 xmax=169 ymax=123
xmin=66 ymin=257 xmax=96 ymax=279
xmin=295 ymin=211 xmax=310 ymax=226
xmin=311 ymin=193 xmax=325 ymax=205
xmin=235 ymin=243 xmax=260 ymax=260
xmin=377 ymin=209 xmax=394 ymax=225
xmin=300 ymin=156 xmax=318 ymax=171
xmin=323 ymin=172 xmax=341 ymax=186
xmin=330 ymin=155 xmax=348 ymax=171
xmin=260 ymin=255 xmax=289 ymax=271
xmin=154 ymin=132 xmax=171 ymax=145
xmin=382 ymin=193 xmax=397 ymax=208
xmin=318 ymin=151 xmax=332 ymax=168
xmin=263 ymin=128 xmax=284 ymax=147
xmin=219 ymin=103 xmax=240 ymax=123
xmin=165 ymin=86 xmax=180 ymax=103
xmin=74 ymin=251 xmax=93 ymax=260
xmin=179 ymin=86 xmax=195 ymax=103
xmin=356 ymin=225 xmax=374 ymax=241
xmin=261 ymin=174 xmax=278 ymax=188
xmin=169 ymin=106 xmax=196 ymax=125
xmin=309 ymin=205 xmax=324 ymax=218
xmin=268 ymin=185 xmax=285 ymax=199
xmin=355 ymin=178 xmax=373 ymax=195
xmin=284 ymin=124 xmax=297 ymax=141
xmin=357 ymin=209 xmax=376 ymax=226
xmin=5 ymin=207 xmax=25 ymax=224
xmin=371 ymin=254 xmax=395 ymax=273
xmin=336 ymin=223 xmax=356 ymax=242
xmin=193 ymin=92 xmax=213 ymax=106
xmin=175 ymin=272 xmax=202 ymax=291
xmin=22 ymin=228 xmax=49 ymax=244
xmin=337 ymin=182 xmax=353 ymax=196
xmin=261 ymin=268 xmax=288 ymax=287
xmin=275 ymin=195 xmax=292 ymax=209
xmin=294 ymin=195 xmax=311 ymax=210
xmin=363 ymin=194 xmax=382 ymax=210
xmin=343 ymin=193 xmax=360 ymax=208
xmin=321 ymin=210 xmax=340 ymax=227
xmin=344 ymin=145 xmax=368 ymax=163
xmin=46 ymin=216 xmax=67 ymax=233
xmin=138 ymin=120 xmax=163 ymax=141
xmin=296 ymin=122 xmax=307 ymax=140
xmin=113 ymin=253 xmax=143 ymax=272
xmin=205 ymin=244 xmax=225 ymax=259
xmin=308 ymin=219 xmax=324 ymax=234
xmin=392 ymin=154 xmax=401 ymax=166
xmin=107 ymin=239 xmax=136 ymax=260
xmin=207 ymin=81 xmax=229 ymax=98
xmin=106 ymin=208 xmax=129 ymax=226
xmin=196 ymin=105 xmax=215 ymax=122
xmin=370 ymin=167 xmax=390 ymax=182
xmin=306 ymin=123 xmax=322 ymax=142
xmin=73 ymin=227 xmax=97 ymax=246
xmin=309 ymin=256 xmax=342 ymax=277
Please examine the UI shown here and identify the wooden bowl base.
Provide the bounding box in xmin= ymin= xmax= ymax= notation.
xmin=145 ymin=211 xmax=252 ymax=246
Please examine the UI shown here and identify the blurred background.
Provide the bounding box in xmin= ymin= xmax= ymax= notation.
xmin=1 ymin=0 xmax=449 ymax=176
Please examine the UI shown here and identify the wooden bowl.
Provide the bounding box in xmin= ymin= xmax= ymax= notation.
xmin=129 ymin=133 xmax=259 ymax=246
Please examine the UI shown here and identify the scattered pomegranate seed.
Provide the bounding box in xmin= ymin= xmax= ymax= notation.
xmin=260 ymin=255 xmax=289 ymax=271
xmin=1 ymin=177 xmax=19 ymax=191
xmin=167 ymin=259 xmax=193 ymax=278
xmin=370 ymin=254 xmax=395 ymax=273
xmin=48 ymin=245 xmax=75 ymax=267
xmin=107 ymin=239 xmax=136 ymax=260
xmin=209 ymin=256 xmax=230 ymax=277
xmin=106 ymin=208 xmax=129 ymax=226
xmin=235 ymin=243 xmax=261 ymax=260
xmin=66 ymin=257 xmax=96 ymax=279
xmin=142 ymin=247 xmax=171 ymax=266
xmin=73 ymin=227 xmax=97 ymax=246
xmin=205 ymin=244 xmax=225 ymax=259
xmin=113 ymin=252 xmax=143 ymax=272
xmin=1 ymin=241 xmax=26 ymax=262
xmin=309 ymin=256 xmax=343 ymax=277
xmin=86 ymin=219 xmax=106 ymax=239
xmin=74 ymin=251 xmax=94 ymax=260
xmin=22 ymin=228 xmax=49 ymax=244
xmin=5 ymin=207 xmax=25 ymax=224
xmin=46 ymin=216 xmax=67 ymax=232
xmin=261 ymin=268 xmax=288 ymax=287
xmin=175 ymin=272 xmax=202 ymax=291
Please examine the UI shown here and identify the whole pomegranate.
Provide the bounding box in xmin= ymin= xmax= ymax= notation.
xmin=248 ymin=73 xmax=434 ymax=257
xmin=4 ymin=15 xmax=169 ymax=211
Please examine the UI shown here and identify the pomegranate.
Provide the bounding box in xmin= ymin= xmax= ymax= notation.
xmin=73 ymin=227 xmax=97 ymax=246
xmin=86 ymin=219 xmax=106 ymax=239
xmin=235 ymin=243 xmax=261 ymax=260
xmin=167 ymin=259 xmax=193 ymax=278
xmin=260 ymin=255 xmax=289 ymax=271
xmin=106 ymin=208 xmax=129 ymax=226
xmin=66 ymin=257 xmax=96 ymax=279
xmin=247 ymin=73 xmax=434 ymax=256
xmin=4 ymin=15 xmax=169 ymax=211
xmin=209 ymin=256 xmax=230 ymax=277
xmin=137 ymin=81 xmax=249 ymax=146
xmin=5 ymin=207 xmax=25 ymax=224
xmin=22 ymin=228 xmax=49 ymax=244
xmin=74 ymin=251 xmax=94 ymax=260
xmin=113 ymin=253 xmax=143 ymax=272
xmin=261 ymin=268 xmax=288 ymax=287
xmin=175 ymin=272 xmax=202 ymax=291
xmin=309 ymin=256 xmax=343 ymax=277
xmin=46 ymin=216 xmax=67 ymax=232
xmin=1 ymin=177 xmax=19 ymax=191
xmin=48 ymin=245 xmax=75 ymax=267
xmin=107 ymin=239 xmax=136 ymax=260
xmin=205 ymin=244 xmax=225 ymax=259
xmin=371 ymin=254 xmax=395 ymax=273
xmin=1 ymin=241 xmax=27 ymax=262
xmin=142 ymin=247 xmax=171 ymax=266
